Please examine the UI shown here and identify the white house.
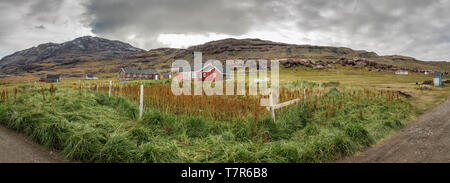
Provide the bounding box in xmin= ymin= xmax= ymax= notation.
xmin=395 ymin=70 xmax=408 ymax=75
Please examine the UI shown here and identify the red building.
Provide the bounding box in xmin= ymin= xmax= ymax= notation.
xmin=176 ymin=63 xmax=228 ymax=81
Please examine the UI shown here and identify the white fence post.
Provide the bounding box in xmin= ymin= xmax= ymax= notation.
xmin=303 ymin=88 xmax=306 ymax=101
xmin=109 ymin=80 xmax=112 ymax=97
xmin=139 ymin=84 xmax=144 ymax=120
xmin=269 ymin=93 xmax=275 ymax=122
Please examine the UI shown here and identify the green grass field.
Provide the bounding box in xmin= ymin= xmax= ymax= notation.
xmin=0 ymin=67 xmax=448 ymax=162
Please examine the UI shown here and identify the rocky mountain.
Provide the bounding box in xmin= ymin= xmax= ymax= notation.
xmin=1 ymin=37 xmax=448 ymax=77
xmin=0 ymin=36 xmax=144 ymax=74
xmin=129 ymin=38 xmax=445 ymax=71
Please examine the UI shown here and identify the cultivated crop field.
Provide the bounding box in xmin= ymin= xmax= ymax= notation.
xmin=0 ymin=72 xmax=419 ymax=162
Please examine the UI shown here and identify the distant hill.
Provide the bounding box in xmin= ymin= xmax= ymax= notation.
xmin=0 ymin=36 xmax=144 ymax=74
xmin=0 ymin=37 xmax=449 ymax=77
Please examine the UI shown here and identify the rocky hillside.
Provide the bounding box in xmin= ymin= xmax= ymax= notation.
xmin=1 ymin=37 xmax=449 ymax=77
xmin=0 ymin=36 xmax=144 ymax=74
xmin=132 ymin=38 xmax=448 ymax=71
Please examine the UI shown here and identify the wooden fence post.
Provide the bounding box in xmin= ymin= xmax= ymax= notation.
xmin=139 ymin=84 xmax=143 ymax=120
xmin=109 ymin=80 xmax=112 ymax=97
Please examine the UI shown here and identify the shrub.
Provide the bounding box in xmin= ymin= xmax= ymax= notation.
xmin=61 ymin=129 xmax=106 ymax=161
xmin=138 ymin=140 xmax=180 ymax=163
xmin=142 ymin=109 xmax=163 ymax=125
xmin=344 ymin=123 xmax=374 ymax=146
xmin=128 ymin=127 xmax=151 ymax=145
xmin=185 ymin=117 xmax=207 ymax=138
xmin=97 ymin=134 xmax=138 ymax=163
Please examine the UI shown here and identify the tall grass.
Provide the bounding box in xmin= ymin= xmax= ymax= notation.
xmin=0 ymin=82 xmax=412 ymax=162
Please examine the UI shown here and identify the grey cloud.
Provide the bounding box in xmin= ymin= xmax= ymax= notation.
xmin=83 ymin=0 xmax=450 ymax=60
xmin=288 ymin=0 xmax=450 ymax=60
xmin=34 ymin=25 xmax=46 ymax=29
xmin=83 ymin=0 xmax=285 ymax=48
xmin=0 ymin=0 xmax=92 ymax=59
xmin=0 ymin=0 xmax=449 ymax=61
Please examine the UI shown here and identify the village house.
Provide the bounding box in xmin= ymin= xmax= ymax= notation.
xmin=176 ymin=63 xmax=228 ymax=81
xmin=85 ymin=74 xmax=98 ymax=80
xmin=161 ymin=72 xmax=172 ymax=79
xmin=39 ymin=74 xmax=61 ymax=83
xmin=395 ymin=70 xmax=409 ymax=75
xmin=118 ymin=65 xmax=160 ymax=81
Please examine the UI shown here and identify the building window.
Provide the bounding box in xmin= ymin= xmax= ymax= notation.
xmin=192 ymin=72 xmax=196 ymax=78
xmin=203 ymin=73 xmax=206 ymax=77
xmin=213 ymin=73 xmax=216 ymax=78
xmin=127 ymin=74 xmax=130 ymax=77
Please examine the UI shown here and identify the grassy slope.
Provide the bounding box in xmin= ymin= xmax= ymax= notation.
xmin=280 ymin=66 xmax=450 ymax=114
xmin=0 ymin=79 xmax=412 ymax=163
xmin=0 ymin=66 xmax=449 ymax=162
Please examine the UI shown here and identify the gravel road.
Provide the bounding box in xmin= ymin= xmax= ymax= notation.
xmin=339 ymin=99 xmax=450 ymax=163
xmin=0 ymin=125 xmax=66 ymax=163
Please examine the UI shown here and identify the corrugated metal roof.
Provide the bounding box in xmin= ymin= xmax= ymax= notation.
xmin=122 ymin=68 xmax=159 ymax=74
xmin=181 ymin=63 xmax=228 ymax=73
xmin=46 ymin=74 xmax=60 ymax=79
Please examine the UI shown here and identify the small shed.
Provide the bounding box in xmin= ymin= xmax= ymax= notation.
xmin=161 ymin=72 xmax=172 ymax=79
xmin=395 ymin=70 xmax=408 ymax=75
xmin=85 ymin=74 xmax=98 ymax=80
xmin=434 ymin=71 xmax=443 ymax=87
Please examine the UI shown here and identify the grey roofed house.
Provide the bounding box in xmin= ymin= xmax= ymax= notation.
xmin=118 ymin=66 xmax=161 ymax=80
xmin=40 ymin=74 xmax=61 ymax=82
xmin=47 ymin=74 xmax=61 ymax=80
xmin=122 ymin=67 xmax=159 ymax=75
xmin=85 ymin=74 xmax=98 ymax=80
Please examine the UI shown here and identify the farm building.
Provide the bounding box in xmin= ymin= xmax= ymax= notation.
xmin=85 ymin=74 xmax=98 ymax=80
xmin=39 ymin=74 xmax=61 ymax=83
xmin=395 ymin=70 xmax=409 ymax=75
xmin=161 ymin=72 xmax=172 ymax=79
xmin=434 ymin=71 xmax=443 ymax=87
xmin=118 ymin=67 xmax=160 ymax=81
xmin=176 ymin=63 xmax=228 ymax=81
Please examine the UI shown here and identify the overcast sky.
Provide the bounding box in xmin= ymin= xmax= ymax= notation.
xmin=0 ymin=0 xmax=449 ymax=61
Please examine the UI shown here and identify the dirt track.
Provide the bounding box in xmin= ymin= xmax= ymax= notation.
xmin=340 ymin=99 xmax=450 ymax=163
xmin=0 ymin=125 xmax=66 ymax=163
